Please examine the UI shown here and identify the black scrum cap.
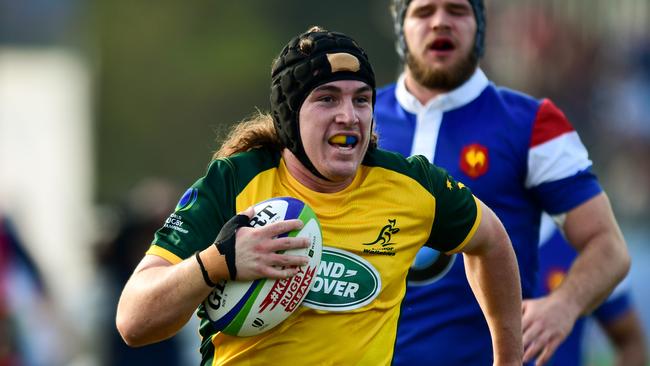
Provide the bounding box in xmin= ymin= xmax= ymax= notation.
xmin=270 ymin=27 xmax=376 ymax=179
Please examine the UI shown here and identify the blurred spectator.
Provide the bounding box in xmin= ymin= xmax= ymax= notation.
xmin=0 ymin=215 xmax=67 ymax=366
xmin=485 ymin=3 xmax=650 ymax=224
xmin=485 ymin=2 xmax=599 ymax=132
xmin=93 ymin=178 xmax=199 ymax=365
xmin=590 ymin=41 xmax=650 ymax=222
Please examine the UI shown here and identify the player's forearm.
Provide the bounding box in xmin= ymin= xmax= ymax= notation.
xmin=116 ymin=252 xmax=220 ymax=346
xmin=460 ymin=202 xmax=523 ymax=364
xmin=464 ymin=235 xmax=523 ymax=364
xmin=559 ymin=193 xmax=631 ymax=315
xmin=555 ymin=231 xmax=629 ymax=316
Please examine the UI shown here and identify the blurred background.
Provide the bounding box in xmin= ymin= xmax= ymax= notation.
xmin=0 ymin=0 xmax=648 ymax=365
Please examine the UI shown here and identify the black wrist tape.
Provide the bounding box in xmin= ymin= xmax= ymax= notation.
xmin=213 ymin=214 xmax=250 ymax=280
xmin=195 ymin=251 xmax=217 ymax=287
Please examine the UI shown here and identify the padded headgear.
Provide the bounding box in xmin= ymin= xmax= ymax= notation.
xmin=270 ymin=27 xmax=376 ymax=180
xmin=391 ymin=0 xmax=486 ymax=60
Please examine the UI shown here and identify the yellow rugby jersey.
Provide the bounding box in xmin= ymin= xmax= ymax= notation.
xmin=148 ymin=147 xmax=481 ymax=365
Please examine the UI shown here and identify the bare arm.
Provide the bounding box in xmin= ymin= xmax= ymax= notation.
xmin=115 ymin=254 xmax=217 ymax=346
xmin=601 ymin=309 xmax=648 ymax=366
xmin=116 ymin=214 xmax=310 ymax=347
xmin=556 ymin=192 xmax=630 ymax=315
xmin=461 ymin=198 xmax=523 ymax=366
xmin=522 ymin=192 xmax=631 ymax=365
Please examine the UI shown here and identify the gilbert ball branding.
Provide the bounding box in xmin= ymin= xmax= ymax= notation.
xmin=203 ymin=197 xmax=322 ymax=336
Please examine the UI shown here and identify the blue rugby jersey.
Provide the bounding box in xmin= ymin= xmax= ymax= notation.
xmin=375 ymin=69 xmax=603 ymax=365
xmin=538 ymin=214 xmax=633 ymax=366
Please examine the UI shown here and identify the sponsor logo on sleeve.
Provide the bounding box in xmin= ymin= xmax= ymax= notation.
xmin=175 ymin=188 xmax=198 ymax=212
xmin=163 ymin=213 xmax=188 ymax=234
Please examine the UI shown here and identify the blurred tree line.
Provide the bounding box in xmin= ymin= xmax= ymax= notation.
xmin=92 ymin=0 xmax=397 ymax=203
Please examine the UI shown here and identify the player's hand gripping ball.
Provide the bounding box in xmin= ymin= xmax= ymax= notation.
xmin=203 ymin=197 xmax=322 ymax=336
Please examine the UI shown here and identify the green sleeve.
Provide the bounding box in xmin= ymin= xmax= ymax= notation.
xmin=152 ymin=158 xmax=237 ymax=260
xmin=413 ymin=155 xmax=480 ymax=253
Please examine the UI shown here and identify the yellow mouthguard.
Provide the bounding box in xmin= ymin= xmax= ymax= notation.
xmin=329 ymin=135 xmax=356 ymax=145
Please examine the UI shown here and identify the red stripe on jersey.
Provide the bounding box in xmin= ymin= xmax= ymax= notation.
xmin=530 ymin=99 xmax=575 ymax=147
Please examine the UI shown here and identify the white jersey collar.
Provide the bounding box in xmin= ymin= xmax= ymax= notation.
xmin=395 ymin=68 xmax=489 ymax=114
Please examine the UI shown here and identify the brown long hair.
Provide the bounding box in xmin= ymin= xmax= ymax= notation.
xmin=213 ymin=111 xmax=282 ymax=159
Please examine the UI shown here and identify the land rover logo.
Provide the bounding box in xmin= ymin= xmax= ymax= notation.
xmin=303 ymin=247 xmax=381 ymax=311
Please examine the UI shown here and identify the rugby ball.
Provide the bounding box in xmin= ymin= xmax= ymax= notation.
xmin=202 ymin=196 xmax=322 ymax=336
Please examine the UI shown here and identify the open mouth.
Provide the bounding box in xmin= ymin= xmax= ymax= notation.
xmin=328 ymin=135 xmax=358 ymax=149
xmin=429 ymin=39 xmax=455 ymax=51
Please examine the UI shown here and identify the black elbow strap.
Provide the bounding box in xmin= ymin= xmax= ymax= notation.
xmin=213 ymin=214 xmax=251 ymax=280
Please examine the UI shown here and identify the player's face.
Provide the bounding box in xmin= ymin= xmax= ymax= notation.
xmin=403 ymin=0 xmax=478 ymax=90
xmin=298 ymin=80 xmax=373 ymax=184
